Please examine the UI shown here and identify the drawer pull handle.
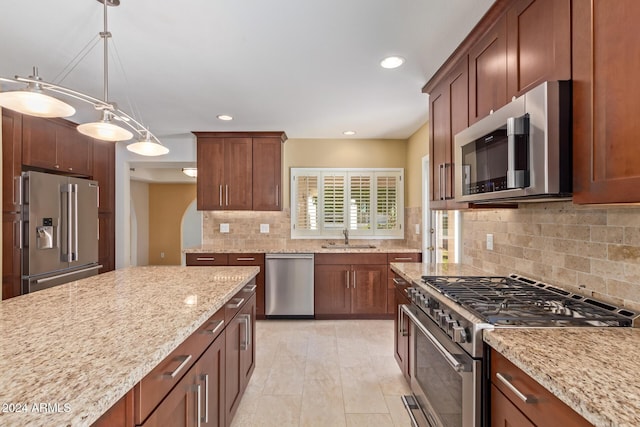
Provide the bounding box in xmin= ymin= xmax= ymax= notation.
xmin=226 ymin=297 xmax=245 ymax=309
xmin=393 ymin=278 xmax=406 ymax=285
xmin=163 ymin=354 xmax=192 ymax=379
xmin=196 ymin=257 xmax=215 ymax=261
xmin=236 ymin=257 xmax=255 ymax=261
xmin=393 ymin=257 xmax=413 ymax=261
xmin=496 ymin=372 xmax=536 ymax=403
xmin=204 ymin=319 xmax=224 ymax=335
xmin=243 ymin=284 xmax=257 ymax=292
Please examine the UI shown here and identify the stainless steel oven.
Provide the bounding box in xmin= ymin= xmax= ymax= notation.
xmin=401 ymin=304 xmax=482 ymax=427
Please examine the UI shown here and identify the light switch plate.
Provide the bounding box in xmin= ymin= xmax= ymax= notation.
xmin=220 ymin=223 xmax=230 ymax=233
xmin=260 ymin=224 xmax=270 ymax=233
xmin=486 ymin=233 xmax=494 ymax=251
xmin=415 ymin=224 xmax=420 ymax=235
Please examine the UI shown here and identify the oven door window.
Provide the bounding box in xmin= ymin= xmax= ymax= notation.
xmin=410 ymin=311 xmax=480 ymax=427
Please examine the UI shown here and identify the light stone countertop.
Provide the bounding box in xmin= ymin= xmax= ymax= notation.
xmin=484 ymin=328 xmax=640 ymax=427
xmin=390 ymin=262 xmax=640 ymax=426
xmin=184 ymin=245 xmax=421 ymax=254
xmin=0 ymin=265 xmax=259 ymax=427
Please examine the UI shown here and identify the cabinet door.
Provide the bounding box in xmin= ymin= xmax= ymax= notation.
xmin=225 ymin=312 xmax=244 ymax=423
xmin=223 ymin=138 xmax=252 ymax=210
xmin=239 ymin=294 xmax=256 ymax=391
xmin=2 ymin=212 xmax=22 ymax=300
xmin=252 ymin=137 xmax=282 ymax=211
xmin=469 ymin=15 xmax=507 ymax=124
xmin=22 ymin=115 xmax=59 ymax=170
xmin=429 ymin=57 xmax=468 ymax=207
xmin=350 ymin=264 xmax=387 ymax=314
xmin=92 ymin=390 xmax=134 ymax=427
xmin=573 ymin=0 xmax=640 ymax=203
xmin=57 ymin=123 xmax=93 ymax=176
xmin=314 ymin=264 xmax=351 ymax=315
xmin=140 ymin=367 xmax=198 ymax=427
xmin=197 ymin=333 xmax=226 ymax=427
xmin=2 ymin=109 xmax=22 ymax=213
xmin=490 ymin=384 xmax=535 ymax=427
xmin=98 ymin=213 xmax=115 ymax=273
xmin=197 ymin=138 xmax=225 ymax=210
xmin=506 ymin=0 xmax=571 ymax=98
xmin=93 ymin=139 xmax=115 ymax=213
xmin=393 ymin=286 xmax=410 ymax=382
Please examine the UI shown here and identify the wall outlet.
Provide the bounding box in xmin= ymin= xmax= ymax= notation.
xmin=486 ymin=234 xmax=494 ymax=251
xmin=160 ymin=252 xmax=165 ymax=258
xmin=260 ymin=224 xmax=270 ymax=233
xmin=415 ymin=224 xmax=420 ymax=235
xmin=220 ymin=223 xmax=230 ymax=233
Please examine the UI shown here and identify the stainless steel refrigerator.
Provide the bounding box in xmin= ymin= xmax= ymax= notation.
xmin=22 ymin=171 xmax=101 ymax=294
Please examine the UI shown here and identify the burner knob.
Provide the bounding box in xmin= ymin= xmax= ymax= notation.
xmin=432 ymin=309 xmax=443 ymax=321
xmin=452 ymin=325 xmax=469 ymax=343
xmin=446 ymin=318 xmax=458 ymax=334
xmin=438 ymin=311 xmax=451 ymax=328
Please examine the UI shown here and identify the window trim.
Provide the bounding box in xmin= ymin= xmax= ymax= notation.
xmin=291 ymin=167 xmax=404 ymax=239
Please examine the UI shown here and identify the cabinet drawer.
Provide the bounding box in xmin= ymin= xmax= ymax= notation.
xmin=490 ymin=349 xmax=591 ymax=427
xmin=134 ymin=309 xmax=225 ymax=424
xmin=387 ymin=253 xmax=422 ymax=263
xmin=315 ymin=253 xmax=387 ymax=265
xmin=228 ymin=253 xmax=265 ymax=265
xmin=185 ymin=253 xmax=229 ymax=266
xmin=224 ymin=279 xmax=257 ymax=323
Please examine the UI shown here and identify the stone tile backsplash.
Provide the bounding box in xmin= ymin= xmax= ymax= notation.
xmin=200 ymin=209 xmax=420 ymax=251
xmin=461 ymin=201 xmax=640 ymax=312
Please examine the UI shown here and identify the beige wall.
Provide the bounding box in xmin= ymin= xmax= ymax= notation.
xmin=462 ymin=201 xmax=640 ymax=312
xmin=130 ymin=181 xmax=150 ymax=266
xmin=148 ymin=184 xmax=196 ymax=265
xmin=406 ymin=122 xmax=429 ymax=208
xmin=283 ymin=138 xmax=408 ymax=209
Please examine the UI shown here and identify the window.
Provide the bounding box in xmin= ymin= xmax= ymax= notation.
xmin=291 ymin=168 xmax=404 ymax=239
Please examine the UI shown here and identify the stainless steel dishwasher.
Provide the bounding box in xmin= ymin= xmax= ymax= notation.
xmin=265 ymin=253 xmax=314 ymax=318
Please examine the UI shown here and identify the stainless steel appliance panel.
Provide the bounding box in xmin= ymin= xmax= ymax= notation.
xmin=22 ymin=171 xmax=100 ymax=294
xmin=265 ymin=253 xmax=314 ymax=317
xmin=403 ymin=304 xmax=482 ymax=427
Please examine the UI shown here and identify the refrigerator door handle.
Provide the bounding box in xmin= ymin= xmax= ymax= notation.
xmin=63 ymin=184 xmax=73 ymax=263
xmin=74 ymin=183 xmax=79 ymax=261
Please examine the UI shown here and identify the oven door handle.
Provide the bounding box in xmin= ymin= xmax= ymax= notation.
xmin=401 ymin=304 xmax=464 ymax=372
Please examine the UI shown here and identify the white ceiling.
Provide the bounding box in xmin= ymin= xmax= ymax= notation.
xmin=0 ymin=0 xmax=494 ymax=144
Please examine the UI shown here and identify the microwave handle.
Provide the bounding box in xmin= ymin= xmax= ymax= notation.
xmin=506 ymin=114 xmax=530 ymax=189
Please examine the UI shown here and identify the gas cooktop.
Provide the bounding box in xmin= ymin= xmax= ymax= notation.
xmin=420 ymin=274 xmax=636 ymax=327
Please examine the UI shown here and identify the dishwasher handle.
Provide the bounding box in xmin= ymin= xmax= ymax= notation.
xmin=265 ymin=253 xmax=314 ymax=260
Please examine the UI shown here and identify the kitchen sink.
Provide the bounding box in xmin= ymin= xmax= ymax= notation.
xmin=321 ymin=244 xmax=377 ymax=249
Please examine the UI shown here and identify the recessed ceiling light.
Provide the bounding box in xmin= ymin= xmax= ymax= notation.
xmin=380 ymin=56 xmax=405 ymax=69
xmin=217 ymin=114 xmax=233 ymax=121
xmin=343 ymin=130 xmax=356 ymax=136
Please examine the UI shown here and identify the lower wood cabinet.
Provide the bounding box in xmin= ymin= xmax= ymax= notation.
xmin=186 ymin=253 xmax=265 ymax=319
xmin=490 ymin=349 xmax=591 ymax=426
xmin=392 ymin=275 xmax=411 ymax=382
xmin=92 ymin=280 xmax=256 ymax=427
xmin=314 ymin=253 xmax=388 ymax=318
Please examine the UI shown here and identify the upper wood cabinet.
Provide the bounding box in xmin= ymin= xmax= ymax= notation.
xmin=2 ymin=109 xmax=22 ymax=213
xmin=506 ymin=0 xmax=571 ymax=98
xmin=429 ymin=57 xmax=470 ymax=208
xmin=469 ymin=14 xmax=507 ymax=124
xmin=252 ymin=137 xmax=282 ymax=211
xmin=572 ymin=0 xmax=640 ymax=204
xmin=22 ymin=115 xmax=93 ymax=176
xmin=92 ymin=139 xmax=115 ymax=214
xmin=194 ymin=132 xmax=286 ymax=211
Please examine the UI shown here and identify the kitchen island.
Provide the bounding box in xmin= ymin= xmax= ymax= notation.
xmin=0 ymin=265 xmax=259 ymax=427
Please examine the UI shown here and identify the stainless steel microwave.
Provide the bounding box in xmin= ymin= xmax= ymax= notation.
xmin=454 ymin=81 xmax=572 ymax=202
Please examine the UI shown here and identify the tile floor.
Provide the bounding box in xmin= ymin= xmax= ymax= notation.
xmin=231 ymin=319 xmax=412 ymax=427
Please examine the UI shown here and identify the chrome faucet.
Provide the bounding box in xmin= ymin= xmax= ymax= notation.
xmin=343 ymin=227 xmax=349 ymax=245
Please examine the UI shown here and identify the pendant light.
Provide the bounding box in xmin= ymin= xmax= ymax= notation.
xmin=182 ymin=168 xmax=198 ymax=178
xmin=0 ymin=0 xmax=168 ymax=156
xmin=0 ymin=68 xmax=75 ymax=118
xmin=77 ymin=0 xmax=132 ymax=142
xmin=127 ymin=131 xmax=169 ymax=156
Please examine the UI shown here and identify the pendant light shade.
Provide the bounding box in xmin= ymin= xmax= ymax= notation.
xmin=0 ymin=72 xmax=75 ymax=118
xmin=77 ymin=110 xmax=133 ymax=141
xmin=127 ymin=132 xmax=169 ymax=156
xmin=182 ymin=168 xmax=197 ymax=177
